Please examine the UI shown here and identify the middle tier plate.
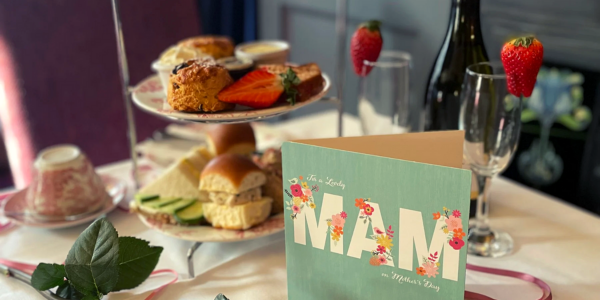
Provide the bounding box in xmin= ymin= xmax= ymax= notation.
xmin=132 ymin=73 xmax=331 ymax=124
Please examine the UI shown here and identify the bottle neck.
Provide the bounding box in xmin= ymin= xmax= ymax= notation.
xmin=448 ymin=0 xmax=484 ymax=44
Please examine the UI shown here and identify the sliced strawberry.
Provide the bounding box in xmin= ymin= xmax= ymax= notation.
xmin=218 ymin=68 xmax=301 ymax=109
xmin=217 ymin=70 xmax=283 ymax=108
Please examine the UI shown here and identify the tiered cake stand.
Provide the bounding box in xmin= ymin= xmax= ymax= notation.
xmin=110 ymin=0 xmax=348 ymax=278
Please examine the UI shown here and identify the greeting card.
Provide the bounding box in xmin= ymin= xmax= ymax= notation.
xmin=282 ymin=131 xmax=471 ymax=300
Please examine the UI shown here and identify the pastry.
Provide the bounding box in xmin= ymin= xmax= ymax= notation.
xmin=199 ymin=154 xmax=272 ymax=229
xmin=253 ymin=148 xmax=283 ymax=214
xmin=205 ymin=124 xmax=256 ymax=157
xmin=178 ymin=35 xmax=234 ymax=59
xmin=167 ymin=58 xmax=234 ymax=112
xmin=260 ymin=63 xmax=325 ymax=102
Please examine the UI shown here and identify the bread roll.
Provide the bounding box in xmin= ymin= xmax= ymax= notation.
xmin=167 ymin=58 xmax=234 ymax=112
xmin=203 ymin=197 xmax=272 ymax=230
xmin=199 ymin=154 xmax=266 ymax=194
xmin=206 ymin=124 xmax=256 ymax=157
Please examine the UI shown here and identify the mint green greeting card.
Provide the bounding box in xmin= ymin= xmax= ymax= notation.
xmin=282 ymin=131 xmax=471 ymax=300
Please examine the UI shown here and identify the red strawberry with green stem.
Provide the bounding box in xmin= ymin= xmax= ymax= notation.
xmin=217 ymin=68 xmax=300 ymax=108
xmin=350 ymin=20 xmax=383 ymax=77
xmin=500 ymin=36 xmax=544 ymax=97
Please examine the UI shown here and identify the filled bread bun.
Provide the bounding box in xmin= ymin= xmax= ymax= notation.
xmin=178 ymin=35 xmax=234 ymax=59
xmin=206 ymin=124 xmax=256 ymax=157
xmin=199 ymin=154 xmax=266 ymax=206
xmin=203 ymin=197 xmax=272 ymax=230
xmin=167 ymin=58 xmax=234 ymax=112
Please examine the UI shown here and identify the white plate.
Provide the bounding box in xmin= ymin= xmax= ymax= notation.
xmin=131 ymin=73 xmax=331 ymax=123
xmin=0 ymin=175 xmax=126 ymax=229
xmin=138 ymin=213 xmax=284 ymax=243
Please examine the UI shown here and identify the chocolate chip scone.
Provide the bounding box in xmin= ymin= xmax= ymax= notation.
xmin=167 ymin=58 xmax=235 ymax=112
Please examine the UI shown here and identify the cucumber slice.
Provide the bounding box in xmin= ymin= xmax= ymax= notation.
xmin=143 ymin=197 xmax=182 ymax=209
xmin=157 ymin=199 xmax=195 ymax=215
xmin=174 ymin=202 xmax=204 ymax=225
xmin=135 ymin=194 xmax=160 ymax=203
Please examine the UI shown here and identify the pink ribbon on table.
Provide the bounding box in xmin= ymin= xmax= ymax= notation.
xmin=464 ymin=263 xmax=553 ymax=300
xmin=0 ymin=259 xmax=178 ymax=300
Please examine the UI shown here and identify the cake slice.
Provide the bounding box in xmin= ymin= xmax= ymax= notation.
xmin=260 ymin=63 xmax=325 ymax=102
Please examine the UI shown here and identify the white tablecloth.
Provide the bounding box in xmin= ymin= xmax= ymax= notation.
xmin=1 ymin=111 xmax=599 ymax=300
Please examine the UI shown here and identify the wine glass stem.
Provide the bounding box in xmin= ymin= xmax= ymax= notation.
xmin=474 ymin=174 xmax=492 ymax=235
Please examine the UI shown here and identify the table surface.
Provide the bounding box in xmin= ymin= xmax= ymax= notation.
xmin=1 ymin=111 xmax=599 ymax=300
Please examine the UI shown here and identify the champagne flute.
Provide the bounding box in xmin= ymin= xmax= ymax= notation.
xmin=358 ymin=51 xmax=412 ymax=135
xmin=459 ymin=62 xmax=522 ymax=257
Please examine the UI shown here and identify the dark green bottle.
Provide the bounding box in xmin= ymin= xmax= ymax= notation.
xmin=424 ymin=0 xmax=489 ymax=131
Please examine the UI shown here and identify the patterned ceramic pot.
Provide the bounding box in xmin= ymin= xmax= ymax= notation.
xmin=25 ymin=145 xmax=109 ymax=218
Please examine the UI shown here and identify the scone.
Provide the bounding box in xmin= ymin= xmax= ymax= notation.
xmin=167 ymin=58 xmax=234 ymax=112
xmin=206 ymin=123 xmax=256 ymax=157
xmin=178 ymin=35 xmax=234 ymax=59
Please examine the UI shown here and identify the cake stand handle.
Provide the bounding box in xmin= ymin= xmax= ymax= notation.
xmin=187 ymin=242 xmax=203 ymax=278
xmin=111 ymin=0 xmax=140 ymax=189
xmin=334 ymin=0 xmax=348 ymax=138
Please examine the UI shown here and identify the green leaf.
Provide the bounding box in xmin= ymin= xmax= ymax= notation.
xmin=31 ymin=263 xmax=66 ymax=290
xmin=112 ymin=237 xmax=163 ymax=291
xmin=81 ymin=294 xmax=101 ymax=300
xmin=65 ymin=218 xmax=120 ymax=297
xmin=280 ymin=68 xmax=301 ymax=105
xmin=215 ymin=294 xmax=230 ymax=300
xmin=56 ymin=282 xmax=86 ymax=300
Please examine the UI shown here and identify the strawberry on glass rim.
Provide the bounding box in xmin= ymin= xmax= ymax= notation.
xmin=350 ymin=20 xmax=383 ymax=77
xmin=500 ymin=36 xmax=544 ymax=98
xmin=218 ymin=68 xmax=301 ymax=109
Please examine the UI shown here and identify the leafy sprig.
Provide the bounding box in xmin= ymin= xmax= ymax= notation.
xmin=30 ymin=218 xmax=163 ymax=300
xmin=280 ymin=68 xmax=301 ymax=105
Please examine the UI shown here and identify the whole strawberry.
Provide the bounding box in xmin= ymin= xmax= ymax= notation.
xmin=500 ymin=36 xmax=543 ymax=97
xmin=350 ymin=20 xmax=383 ymax=77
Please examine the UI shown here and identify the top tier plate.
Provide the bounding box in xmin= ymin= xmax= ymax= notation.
xmin=131 ymin=73 xmax=331 ymax=124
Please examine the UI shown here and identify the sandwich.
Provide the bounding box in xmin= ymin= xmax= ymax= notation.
xmin=137 ymin=146 xmax=212 ymax=199
xmin=260 ymin=63 xmax=325 ymax=103
xmin=131 ymin=146 xmax=212 ymax=225
xmin=253 ymin=148 xmax=284 ymax=214
xmin=199 ymin=153 xmax=272 ymax=229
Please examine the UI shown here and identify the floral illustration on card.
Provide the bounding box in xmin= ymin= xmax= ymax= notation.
xmin=285 ymin=176 xmax=320 ymax=220
xmin=437 ymin=207 xmax=465 ymax=251
xmin=432 ymin=206 xmax=465 ymax=251
xmin=368 ymin=225 xmax=395 ymax=266
xmin=325 ymin=211 xmax=347 ymax=246
xmin=355 ymin=198 xmax=375 ymax=224
xmin=416 ymin=252 xmax=440 ymax=278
